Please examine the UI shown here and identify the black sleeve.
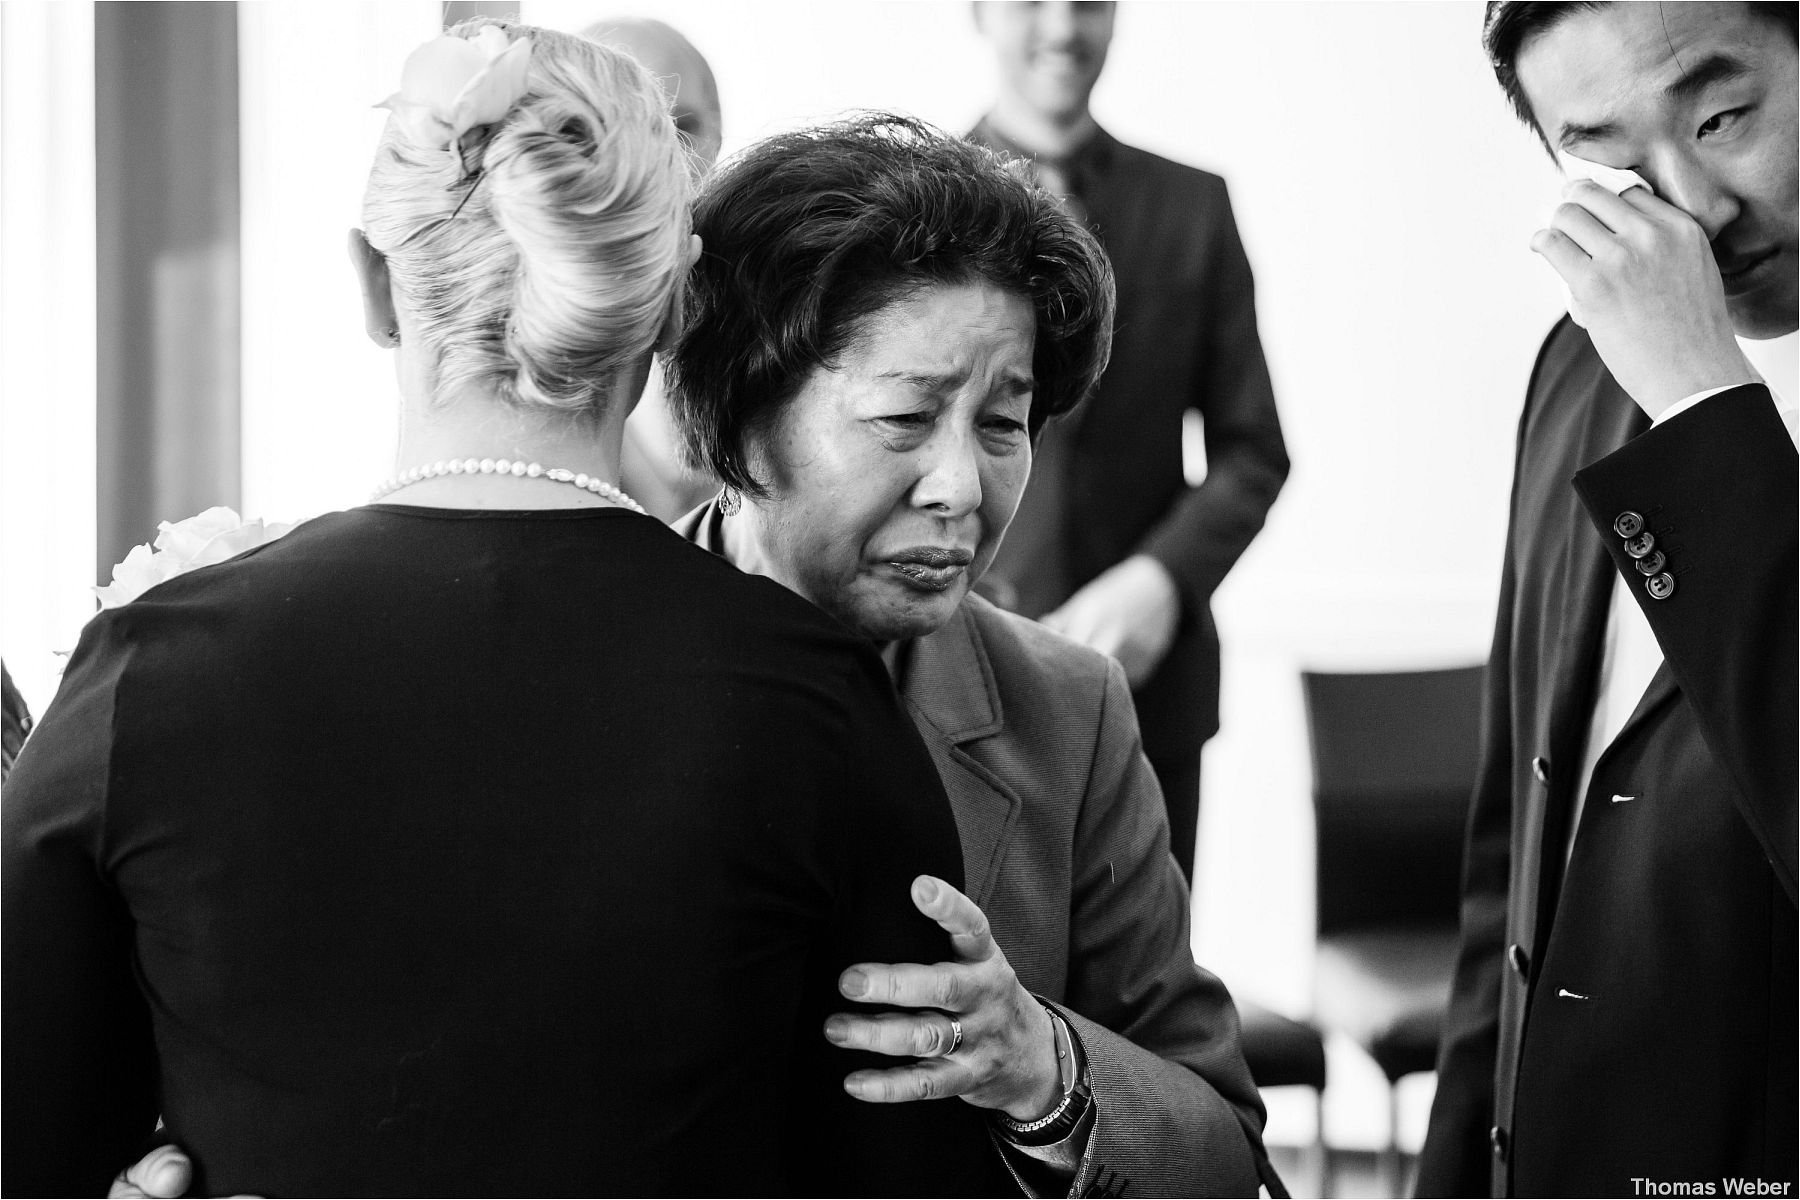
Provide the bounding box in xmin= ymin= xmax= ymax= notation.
xmin=3 ymin=619 xmax=161 ymax=1196
xmin=809 ymin=648 xmax=1018 ymax=1197
xmin=1141 ymin=178 xmax=1290 ymax=609
xmin=1572 ymin=384 xmax=1798 ymax=901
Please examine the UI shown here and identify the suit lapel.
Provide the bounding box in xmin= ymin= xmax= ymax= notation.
xmin=1598 ymin=660 xmax=1680 ymax=764
xmin=899 ymin=605 xmax=1020 ymax=908
xmin=1535 ymin=355 xmax=1651 ymax=917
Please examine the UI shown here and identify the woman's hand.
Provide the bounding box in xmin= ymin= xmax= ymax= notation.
xmin=110 ymin=1143 xmax=259 ymax=1199
xmin=824 ymin=875 xmax=1063 ymax=1121
xmin=110 ymin=1145 xmax=190 ymax=1198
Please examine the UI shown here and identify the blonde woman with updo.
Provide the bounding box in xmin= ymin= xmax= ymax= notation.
xmin=2 ymin=22 xmax=1007 ymax=1196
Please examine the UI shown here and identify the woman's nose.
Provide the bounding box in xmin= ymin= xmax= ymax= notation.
xmin=910 ymin=432 xmax=983 ymax=518
xmin=1648 ymin=152 xmax=1741 ymax=242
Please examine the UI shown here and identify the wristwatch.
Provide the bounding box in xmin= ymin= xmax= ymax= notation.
xmin=995 ymin=1004 xmax=1092 ymax=1148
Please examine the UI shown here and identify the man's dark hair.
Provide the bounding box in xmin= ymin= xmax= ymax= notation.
xmin=666 ymin=111 xmax=1115 ymax=497
xmin=1482 ymin=1 xmax=1799 ymax=155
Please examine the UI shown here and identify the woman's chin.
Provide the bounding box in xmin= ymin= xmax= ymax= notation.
xmin=836 ymin=580 xmax=967 ymax=643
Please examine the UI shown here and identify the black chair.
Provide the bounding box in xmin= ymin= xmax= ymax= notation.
xmin=1238 ymin=999 xmax=1330 ymax=1195
xmin=1301 ymin=664 xmax=1485 ymax=1196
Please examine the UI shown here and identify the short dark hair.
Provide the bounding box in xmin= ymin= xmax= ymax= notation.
xmin=1483 ymin=1 xmax=1799 ymax=155
xmin=666 ymin=112 xmax=1115 ymax=497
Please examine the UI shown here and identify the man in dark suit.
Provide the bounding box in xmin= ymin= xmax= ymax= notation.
xmin=1420 ymin=4 xmax=1797 ymax=1196
xmin=967 ymin=1 xmax=1288 ymax=880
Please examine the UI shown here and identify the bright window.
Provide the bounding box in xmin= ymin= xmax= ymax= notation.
xmin=237 ymin=1 xmax=438 ymax=524
xmin=1 ymin=1 xmax=97 ymax=717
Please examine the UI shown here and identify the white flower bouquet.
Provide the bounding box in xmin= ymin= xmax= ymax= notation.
xmin=95 ymin=507 xmax=293 ymax=611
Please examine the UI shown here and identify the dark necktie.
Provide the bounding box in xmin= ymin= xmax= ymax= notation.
xmin=984 ymin=407 xmax=1077 ymax=619
xmin=968 ymin=125 xmax=1094 ymax=619
xmin=1031 ymin=157 xmax=1089 ymax=226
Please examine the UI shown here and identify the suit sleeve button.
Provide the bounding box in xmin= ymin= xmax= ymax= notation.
xmin=1624 ymin=531 xmax=1656 ymax=558
xmin=1613 ymin=511 xmax=1645 ymax=538
xmin=1634 ymin=549 xmax=1666 ymax=575
xmin=1646 ymin=572 xmax=1676 ymax=600
xmin=1531 ymin=755 xmax=1550 ymax=784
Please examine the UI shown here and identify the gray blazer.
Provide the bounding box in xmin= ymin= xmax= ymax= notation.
xmin=897 ymin=595 xmax=1272 ymax=1198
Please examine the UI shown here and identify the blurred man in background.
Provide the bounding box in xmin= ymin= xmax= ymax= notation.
xmin=586 ymin=16 xmax=724 ymax=521
xmin=967 ymin=0 xmax=1289 ymax=880
xmin=1422 ymin=3 xmax=1797 ymax=1195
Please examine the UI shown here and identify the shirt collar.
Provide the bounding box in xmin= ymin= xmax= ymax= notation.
xmin=1739 ymin=330 xmax=1798 ymax=410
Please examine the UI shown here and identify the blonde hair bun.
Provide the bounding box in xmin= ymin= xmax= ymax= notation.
xmin=364 ymin=20 xmax=692 ymax=414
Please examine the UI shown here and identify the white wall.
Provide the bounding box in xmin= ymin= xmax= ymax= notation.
xmin=237 ymin=0 xmax=442 ymax=525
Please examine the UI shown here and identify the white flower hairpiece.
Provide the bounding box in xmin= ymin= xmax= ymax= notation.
xmin=94 ymin=507 xmax=294 ymax=611
xmin=377 ymin=26 xmax=534 ymax=164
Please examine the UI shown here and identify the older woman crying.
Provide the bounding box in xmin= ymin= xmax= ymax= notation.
xmin=670 ymin=114 xmax=1278 ymax=1199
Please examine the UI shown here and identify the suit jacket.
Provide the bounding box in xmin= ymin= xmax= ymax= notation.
xmin=677 ymin=505 xmax=1274 ymax=1197
xmin=898 ymin=595 xmax=1273 ymax=1198
xmin=970 ymin=124 xmax=1288 ymax=749
xmin=1417 ymin=318 xmax=1798 ymax=1197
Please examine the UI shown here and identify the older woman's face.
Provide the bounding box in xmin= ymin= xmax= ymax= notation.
xmin=742 ymin=281 xmax=1035 ymax=642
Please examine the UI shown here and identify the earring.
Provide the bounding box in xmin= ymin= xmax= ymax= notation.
xmin=718 ymin=487 xmax=740 ymax=516
xmin=384 ymin=327 xmax=402 ymax=347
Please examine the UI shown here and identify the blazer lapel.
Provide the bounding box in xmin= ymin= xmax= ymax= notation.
xmin=899 ymin=605 xmax=1021 ymax=908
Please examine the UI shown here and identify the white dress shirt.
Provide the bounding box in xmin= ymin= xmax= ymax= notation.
xmin=1566 ymin=332 xmax=1798 ymax=861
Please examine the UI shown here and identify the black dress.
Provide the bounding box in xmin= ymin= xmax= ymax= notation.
xmin=3 ymin=506 xmax=1013 ymax=1197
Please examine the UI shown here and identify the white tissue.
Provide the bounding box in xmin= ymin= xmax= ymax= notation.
xmin=1558 ymin=152 xmax=1652 ymax=196
xmin=1544 ymin=154 xmax=1657 ymax=323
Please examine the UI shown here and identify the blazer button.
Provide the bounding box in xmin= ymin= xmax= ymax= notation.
xmin=1490 ymin=1125 xmax=1509 ymax=1162
xmin=1612 ymin=511 xmax=1644 ymax=538
xmin=1634 ymin=549 xmax=1666 ymax=575
xmin=1624 ymin=530 xmax=1656 ymax=559
xmin=1645 ymin=572 xmax=1677 ymax=600
xmin=1507 ymin=943 xmax=1530 ymax=979
xmin=1531 ymin=755 xmax=1550 ymax=784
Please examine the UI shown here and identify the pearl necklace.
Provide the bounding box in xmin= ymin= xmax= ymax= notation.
xmin=370 ymin=457 xmax=647 ymax=515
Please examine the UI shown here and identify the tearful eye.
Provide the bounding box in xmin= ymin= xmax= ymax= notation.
xmin=1698 ymin=108 xmax=1747 ymax=139
xmin=871 ymin=413 xmax=933 ymax=450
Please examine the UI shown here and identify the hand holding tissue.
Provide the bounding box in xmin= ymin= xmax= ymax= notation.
xmin=1531 ymin=153 xmax=1755 ymax=419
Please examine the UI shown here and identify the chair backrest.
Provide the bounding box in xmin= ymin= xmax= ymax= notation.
xmin=1301 ymin=665 xmax=1485 ymax=939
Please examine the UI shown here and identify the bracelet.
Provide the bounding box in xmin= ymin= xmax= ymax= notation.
xmin=995 ymin=1004 xmax=1091 ymax=1147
